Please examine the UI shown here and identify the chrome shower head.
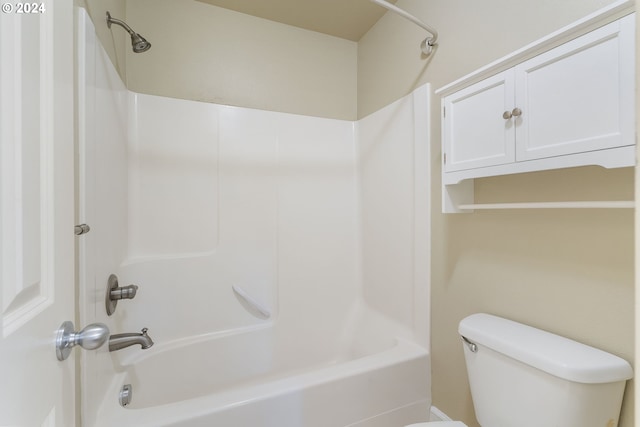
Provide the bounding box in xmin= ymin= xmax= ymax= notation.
xmin=106 ymin=11 xmax=151 ymax=53
xmin=130 ymin=33 xmax=152 ymax=53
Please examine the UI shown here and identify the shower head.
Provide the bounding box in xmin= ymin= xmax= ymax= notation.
xmin=130 ymin=33 xmax=152 ymax=53
xmin=106 ymin=11 xmax=151 ymax=53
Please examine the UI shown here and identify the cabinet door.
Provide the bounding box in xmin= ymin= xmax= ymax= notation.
xmin=514 ymin=14 xmax=635 ymax=162
xmin=443 ymin=70 xmax=516 ymax=172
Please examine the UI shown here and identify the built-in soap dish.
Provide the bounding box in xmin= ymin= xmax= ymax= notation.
xmin=232 ymin=285 xmax=271 ymax=320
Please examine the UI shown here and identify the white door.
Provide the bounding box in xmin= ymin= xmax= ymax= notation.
xmin=442 ymin=69 xmax=516 ymax=172
xmin=0 ymin=1 xmax=76 ymax=426
xmin=514 ymin=14 xmax=635 ymax=161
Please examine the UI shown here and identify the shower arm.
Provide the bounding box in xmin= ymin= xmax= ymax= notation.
xmin=369 ymin=0 xmax=438 ymax=55
xmin=106 ymin=12 xmax=137 ymax=37
xmin=106 ymin=11 xmax=151 ymax=53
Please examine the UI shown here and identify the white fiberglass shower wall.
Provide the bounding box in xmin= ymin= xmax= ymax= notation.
xmin=122 ymin=93 xmax=360 ymax=345
xmin=78 ymin=9 xmax=430 ymax=426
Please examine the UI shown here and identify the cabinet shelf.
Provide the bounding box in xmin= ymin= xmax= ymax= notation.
xmin=457 ymin=201 xmax=634 ymax=211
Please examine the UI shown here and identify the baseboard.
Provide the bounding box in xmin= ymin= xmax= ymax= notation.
xmin=429 ymin=406 xmax=453 ymax=422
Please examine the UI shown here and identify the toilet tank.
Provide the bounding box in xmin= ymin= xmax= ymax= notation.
xmin=459 ymin=314 xmax=632 ymax=427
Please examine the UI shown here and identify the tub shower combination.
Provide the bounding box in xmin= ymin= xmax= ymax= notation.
xmin=97 ymin=312 xmax=430 ymax=427
xmin=79 ymin=8 xmax=431 ymax=427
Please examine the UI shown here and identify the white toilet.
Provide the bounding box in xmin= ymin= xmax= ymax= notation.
xmin=406 ymin=313 xmax=633 ymax=427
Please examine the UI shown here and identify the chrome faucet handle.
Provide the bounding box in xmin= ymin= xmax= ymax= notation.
xmin=56 ymin=321 xmax=110 ymax=361
xmin=106 ymin=274 xmax=139 ymax=316
xmin=111 ymin=284 xmax=138 ymax=300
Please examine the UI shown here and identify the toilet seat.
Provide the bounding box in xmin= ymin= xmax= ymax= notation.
xmin=405 ymin=422 xmax=467 ymax=427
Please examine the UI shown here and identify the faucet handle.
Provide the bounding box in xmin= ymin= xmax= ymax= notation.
xmin=141 ymin=328 xmax=149 ymax=335
xmin=111 ymin=284 xmax=138 ymax=300
xmin=106 ymin=274 xmax=139 ymax=316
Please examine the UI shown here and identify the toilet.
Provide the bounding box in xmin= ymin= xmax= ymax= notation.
xmin=406 ymin=313 xmax=633 ymax=427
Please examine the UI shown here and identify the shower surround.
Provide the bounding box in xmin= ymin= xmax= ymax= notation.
xmin=78 ymin=9 xmax=431 ymax=426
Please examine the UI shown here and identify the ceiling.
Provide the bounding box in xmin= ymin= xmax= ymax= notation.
xmin=195 ymin=0 xmax=397 ymax=41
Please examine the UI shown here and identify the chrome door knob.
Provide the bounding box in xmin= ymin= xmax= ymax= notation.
xmin=502 ymin=110 xmax=512 ymax=119
xmin=56 ymin=321 xmax=109 ymax=361
xmin=511 ymin=107 xmax=522 ymax=117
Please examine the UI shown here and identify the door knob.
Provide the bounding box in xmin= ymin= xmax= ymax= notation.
xmin=56 ymin=321 xmax=109 ymax=361
xmin=511 ymin=107 xmax=522 ymax=117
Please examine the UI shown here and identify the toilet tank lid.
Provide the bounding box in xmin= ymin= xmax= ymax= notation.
xmin=458 ymin=313 xmax=633 ymax=384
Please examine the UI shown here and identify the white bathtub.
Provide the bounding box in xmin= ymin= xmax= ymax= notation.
xmin=95 ymin=324 xmax=430 ymax=427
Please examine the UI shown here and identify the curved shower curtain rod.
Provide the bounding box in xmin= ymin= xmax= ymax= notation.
xmin=369 ymin=0 xmax=438 ymax=55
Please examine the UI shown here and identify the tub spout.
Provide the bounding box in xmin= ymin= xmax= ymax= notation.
xmin=109 ymin=328 xmax=154 ymax=351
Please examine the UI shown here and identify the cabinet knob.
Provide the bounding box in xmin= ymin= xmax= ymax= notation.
xmin=502 ymin=111 xmax=512 ymax=120
xmin=512 ymin=107 xmax=522 ymax=117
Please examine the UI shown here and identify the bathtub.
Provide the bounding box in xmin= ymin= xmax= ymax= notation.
xmin=95 ymin=324 xmax=430 ymax=427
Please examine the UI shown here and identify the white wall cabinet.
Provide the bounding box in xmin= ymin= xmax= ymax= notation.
xmin=443 ymin=70 xmax=515 ymax=172
xmin=437 ymin=7 xmax=635 ymax=213
xmin=514 ymin=16 xmax=634 ymax=162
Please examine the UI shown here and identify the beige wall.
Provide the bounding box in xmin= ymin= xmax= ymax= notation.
xmin=123 ymin=0 xmax=357 ymax=120
xmin=359 ymin=1 xmax=634 ymax=426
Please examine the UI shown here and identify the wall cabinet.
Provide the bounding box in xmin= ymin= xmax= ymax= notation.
xmin=443 ymin=71 xmax=515 ymax=172
xmin=437 ymin=8 xmax=635 ymax=213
